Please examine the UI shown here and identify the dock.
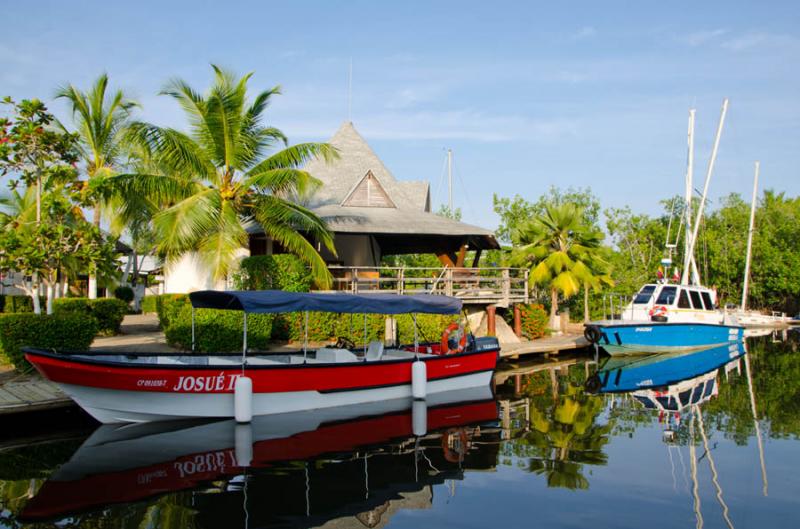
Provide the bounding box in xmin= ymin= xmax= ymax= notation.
xmin=0 ymin=371 xmax=73 ymax=415
xmin=499 ymin=333 xmax=590 ymax=359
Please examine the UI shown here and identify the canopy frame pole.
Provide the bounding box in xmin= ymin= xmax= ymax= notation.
xmin=242 ymin=312 xmax=248 ymax=370
xmin=303 ymin=311 xmax=309 ymax=363
xmin=191 ymin=307 xmax=196 ymax=353
xmin=414 ymin=313 xmax=419 ymax=354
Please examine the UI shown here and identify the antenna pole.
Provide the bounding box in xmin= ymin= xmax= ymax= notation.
xmin=447 ymin=149 xmax=453 ymax=212
xmin=686 ymin=98 xmax=729 ymax=286
xmin=741 ymin=161 xmax=759 ymax=310
xmin=681 ymin=109 xmax=695 ymax=285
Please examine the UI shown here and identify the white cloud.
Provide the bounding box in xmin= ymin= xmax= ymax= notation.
xmin=679 ymin=28 xmax=729 ymax=47
xmin=721 ymin=31 xmax=800 ymax=51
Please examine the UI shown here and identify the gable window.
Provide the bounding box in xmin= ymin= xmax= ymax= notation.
xmin=341 ymin=170 xmax=396 ymax=208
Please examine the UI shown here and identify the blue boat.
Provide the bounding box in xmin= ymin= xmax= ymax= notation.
xmin=585 ymin=341 xmax=746 ymax=394
xmin=583 ymin=318 xmax=744 ymax=356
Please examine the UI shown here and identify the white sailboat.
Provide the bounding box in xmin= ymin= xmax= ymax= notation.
xmin=584 ymin=99 xmax=744 ymax=355
xmin=729 ymin=161 xmax=794 ymax=329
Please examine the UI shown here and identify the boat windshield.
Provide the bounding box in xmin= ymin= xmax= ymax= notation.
xmin=655 ymin=286 xmax=678 ymax=305
xmin=633 ymin=285 xmax=657 ymax=304
xmin=689 ymin=290 xmax=704 ymax=310
xmin=701 ymin=291 xmax=715 ymax=310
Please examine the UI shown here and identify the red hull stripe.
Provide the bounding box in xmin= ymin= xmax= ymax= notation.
xmin=25 ymin=350 xmax=498 ymax=394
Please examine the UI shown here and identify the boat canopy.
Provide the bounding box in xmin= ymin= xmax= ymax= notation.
xmin=188 ymin=290 xmax=463 ymax=315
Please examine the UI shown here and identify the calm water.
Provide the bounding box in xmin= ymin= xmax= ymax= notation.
xmin=1 ymin=333 xmax=798 ymax=529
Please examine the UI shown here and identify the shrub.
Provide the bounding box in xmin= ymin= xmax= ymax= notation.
xmin=156 ymin=294 xmax=189 ymax=330
xmin=0 ymin=313 xmax=98 ymax=372
xmin=519 ymin=303 xmax=549 ymax=340
xmin=53 ymin=298 xmax=129 ymax=335
xmin=164 ymin=304 xmax=273 ymax=352
xmin=282 ymin=312 xmax=458 ymax=345
xmin=90 ymin=299 xmax=129 ymax=335
xmin=141 ymin=295 xmax=159 ymax=314
xmin=0 ymin=295 xmax=46 ymax=313
xmin=113 ymin=286 xmax=135 ymax=304
xmin=234 ymin=255 xmax=313 ymax=292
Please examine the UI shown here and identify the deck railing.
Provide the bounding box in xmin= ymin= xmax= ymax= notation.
xmin=323 ymin=266 xmax=529 ymax=306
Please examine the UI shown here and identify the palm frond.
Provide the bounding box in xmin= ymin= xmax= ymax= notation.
xmin=197 ymin=199 xmax=248 ymax=280
xmin=154 ymin=188 xmax=221 ymax=256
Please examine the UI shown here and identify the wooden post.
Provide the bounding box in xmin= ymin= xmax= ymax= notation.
xmin=486 ymin=305 xmax=496 ymax=337
xmin=514 ymin=374 xmax=522 ymax=395
xmin=524 ymin=269 xmax=530 ymax=303
xmin=513 ymin=304 xmax=522 ymax=338
xmin=502 ymin=269 xmax=510 ymax=306
xmin=445 ymin=268 xmax=454 ymax=297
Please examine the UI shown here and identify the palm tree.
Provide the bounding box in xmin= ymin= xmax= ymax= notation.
xmin=511 ymin=203 xmax=609 ymax=329
xmin=56 ymin=73 xmax=137 ymax=298
xmin=109 ymin=66 xmax=337 ymax=285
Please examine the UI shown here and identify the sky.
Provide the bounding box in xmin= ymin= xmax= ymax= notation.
xmin=2 ymin=0 xmax=799 ymax=231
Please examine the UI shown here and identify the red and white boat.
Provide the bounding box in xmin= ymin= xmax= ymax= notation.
xmin=25 ymin=290 xmax=500 ymax=424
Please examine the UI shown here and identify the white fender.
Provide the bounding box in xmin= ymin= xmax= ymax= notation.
xmin=411 ymin=360 xmax=427 ymax=400
xmin=412 ymin=399 xmax=427 ymax=436
xmin=234 ymin=376 xmax=253 ymax=423
xmin=234 ymin=423 xmax=252 ymax=467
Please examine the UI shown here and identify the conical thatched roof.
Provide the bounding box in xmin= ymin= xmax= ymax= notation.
xmin=304 ymin=121 xmax=430 ymax=212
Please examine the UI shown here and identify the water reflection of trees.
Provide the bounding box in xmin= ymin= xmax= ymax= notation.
xmin=499 ymin=364 xmax=612 ymax=490
xmin=704 ymin=336 xmax=800 ymax=443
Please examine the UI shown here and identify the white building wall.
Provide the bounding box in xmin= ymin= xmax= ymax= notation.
xmin=163 ymin=248 xmax=250 ymax=293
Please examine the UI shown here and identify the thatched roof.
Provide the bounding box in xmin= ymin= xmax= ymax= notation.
xmin=301 ymin=122 xmax=498 ymax=249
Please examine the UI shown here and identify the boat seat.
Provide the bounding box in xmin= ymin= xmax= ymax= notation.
xmin=365 ymin=341 xmax=385 ymax=361
xmin=316 ymin=347 xmax=359 ymax=363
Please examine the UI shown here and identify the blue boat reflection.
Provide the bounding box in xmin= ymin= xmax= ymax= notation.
xmin=586 ymin=341 xmax=746 ymax=396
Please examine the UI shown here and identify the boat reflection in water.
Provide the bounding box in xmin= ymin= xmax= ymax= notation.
xmin=588 ymin=340 xmax=768 ymax=528
xmin=21 ymin=387 xmax=500 ymax=525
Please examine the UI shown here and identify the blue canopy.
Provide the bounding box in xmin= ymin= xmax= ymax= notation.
xmin=188 ymin=290 xmax=463 ymax=315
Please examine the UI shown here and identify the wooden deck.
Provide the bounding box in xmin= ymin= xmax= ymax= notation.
xmin=499 ymin=333 xmax=590 ymax=359
xmin=0 ymin=371 xmax=73 ymax=415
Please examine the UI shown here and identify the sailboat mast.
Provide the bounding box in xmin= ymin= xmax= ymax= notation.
xmin=741 ymin=161 xmax=760 ymax=310
xmin=447 ymin=148 xmax=453 ymax=212
xmin=686 ymin=98 xmax=729 ymax=286
xmin=681 ymin=109 xmax=696 ymax=285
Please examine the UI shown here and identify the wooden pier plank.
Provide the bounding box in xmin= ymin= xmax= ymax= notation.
xmin=0 ymin=374 xmax=73 ymax=414
xmin=499 ymin=334 xmax=589 ymax=359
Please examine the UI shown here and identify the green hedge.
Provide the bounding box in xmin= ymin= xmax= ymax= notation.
xmin=0 ymin=295 xmax=46 ymax=313
xmin=0 ymin=313 xmax=98 ymax=372
xmin=282 ymin=312 xmax=458 ymax=345
xmin=519 ymin=303 xmax=549 ymax=340
xmin=141 ymin=295 xmax=159 ymax=314
xmin=53 ymin=298 xmax=129 ymax=335
xmin=164 ymin=304 xmax=274 ymax=352
xmin=156 ymin=294 xmax=189 ymax=329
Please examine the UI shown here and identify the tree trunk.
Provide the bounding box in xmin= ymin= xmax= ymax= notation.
xmin=550 ymin=288 xmax=560 ymax=331
xmin=584 ymin=286 xmax=590 ymax=323
xmin=88 ymin=207 xmax=101 ymax=299
xmin=45 ymin=279 xmax=55 ymax=315
xmin=31 ymin=273 xmax=41 ymax=314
